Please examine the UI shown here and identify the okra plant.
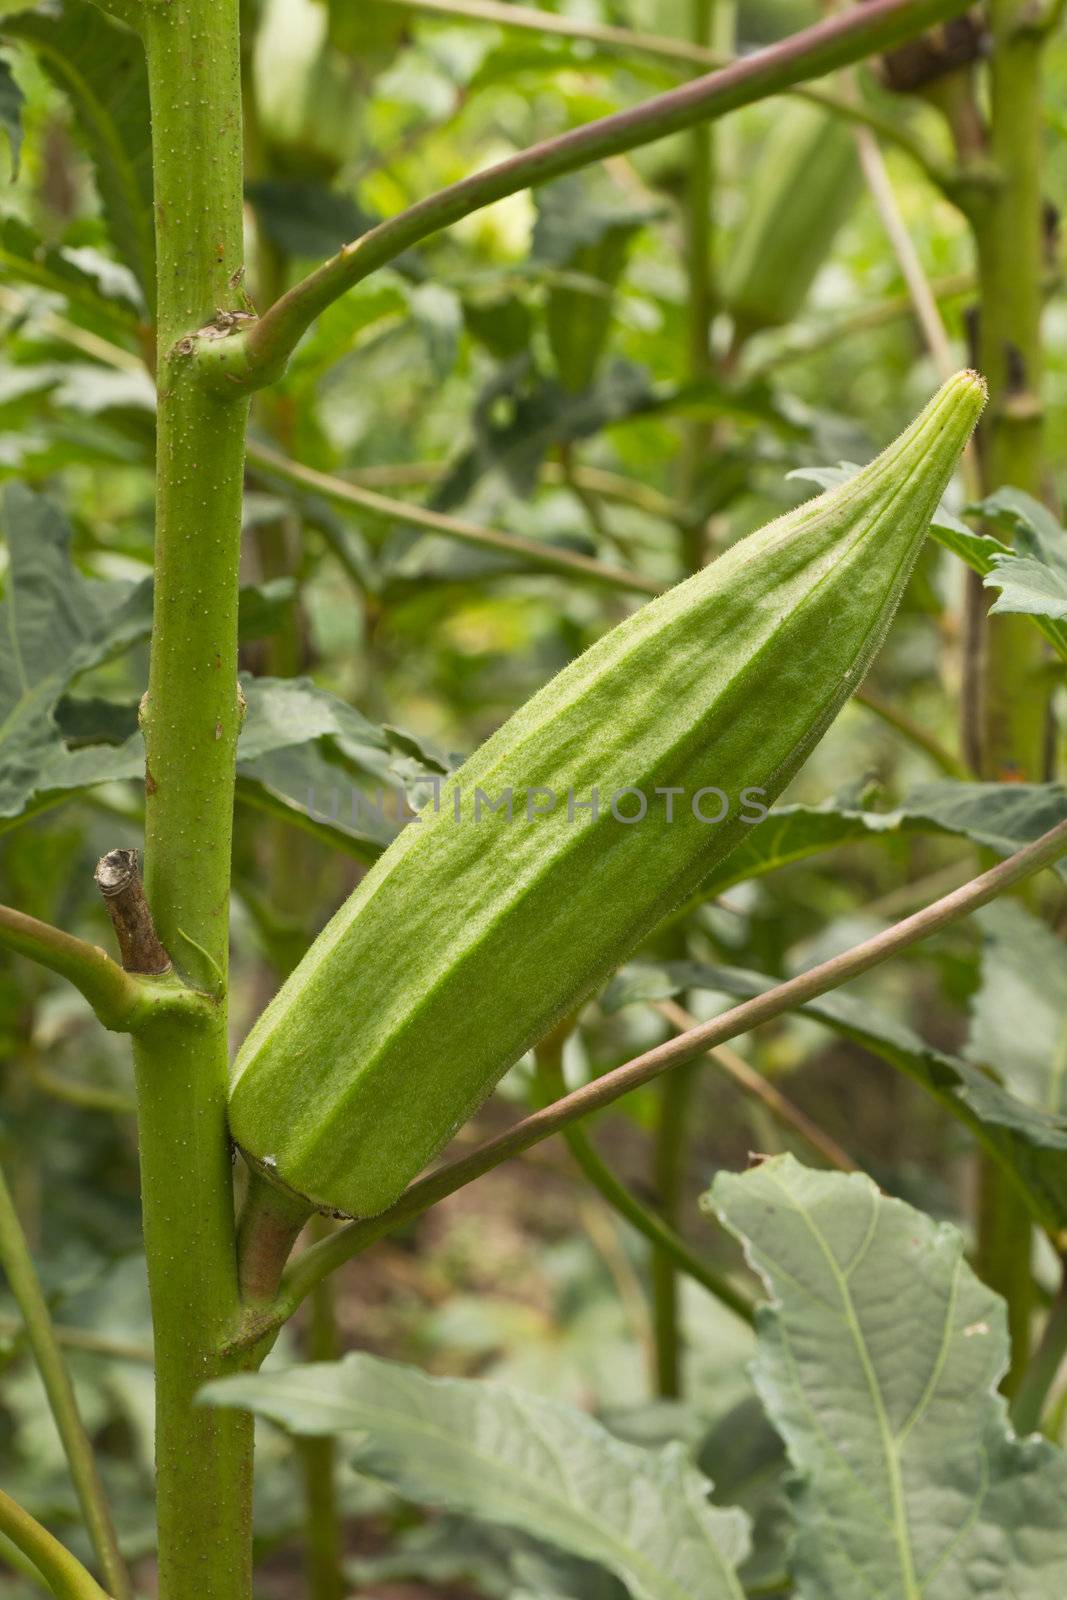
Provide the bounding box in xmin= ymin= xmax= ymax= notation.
xmin=1 ymin=1 xmax=1066 ymax=1598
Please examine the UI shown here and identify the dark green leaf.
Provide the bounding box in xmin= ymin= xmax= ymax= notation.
xmin=3 ymin=2 xmax=154 ymax=304
xmin=236 ymin=577 xmax=298 ymax=642
xmin=0 ymin=217 xmax=143 ymax=318
xmin=432 ymin=356 xmax=656 ymax=509
xmin=0 ymin=50 xmax=23 ymax=177
xmin=245 ymin=178 xmax=370 ymax=260
xmin=533 ymin=173 xmax=658 ymax=393
xmin=902 ymin=779 xmax=1067 ymax=866
xmin=967 ymin=900 xmax=1067 ymax=1116
xmin=0 ymin=482 xmax=152 ymax=821
xmin=697 ymin=782 xmax=1067 ymax=901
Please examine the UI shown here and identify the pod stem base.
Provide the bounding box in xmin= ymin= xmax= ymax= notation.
xmin=236 ymin=1166 xmax=316 ymax=1305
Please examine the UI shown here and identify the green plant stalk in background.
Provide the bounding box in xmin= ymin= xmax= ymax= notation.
xmin=974 ymin=0 xmax=1049 ymax=782
xmin=296 ymin=1216 xmax=345 ymax=1600
xmin=677 ymin=0 xmax=720 ymax=572
xmin=650 ymin=1060 xmax=699 ymax=1396
xmin=134 ymin=1 xmax=256 ymax=1595
xmin=533 ymin=1032 xmax=754 ymax=1343
xmin=963 ymin=0 xmax=1051 ymax=1391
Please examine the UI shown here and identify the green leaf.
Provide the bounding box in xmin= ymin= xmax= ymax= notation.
xmin=236 ymin=577 xmax=298 ymax=643
xmin=967 ymin=900 xmax=1067 ymax=1117
xmin=235 ymin=679 xmax=444 ymax=861
xmin=235 ymin=676 xmax=408 ymax=862
xmin=711 ymin=1155 xmax=1067 ymax=1599
xmin=0 ymin=561 xmax=420 ymax=858
xmin=201 ymin=1352 xmax=750 ymax=1600
xmin=699 ymin=782 xmax=1067 ymax=900
xmin=430 ymin=355 xmax=656 ymax=509
xmin=53 ymin=693 xmax=138 ymax=746
xmin=0 ymin=482 xmax=151 ymax=821
xmin=616 ymin=959 xmax=1067 ymax=1230
xmin=406 ymin=280 xmax=463 ymax=382
xmin=236 ymin=674 xmax=391 ymax=769
xmin=533 ymin=173 xmax=657 ymax=394
xmin=0 ymin=50 xmax=23 ymax=177
xmin=3 ymin=1 xmax=154 ymax=304
xmin=244 ymin=178 xmax=370 ymax=260
xmin=0 ymin=503 xmax=333 ymax=826
xmin=902 ymin=779 xmax=1067 ymax=867
xmin=0 ymin=217 xmax=143 ymax=320
xmin=967 ymin=487 xmax=1067 ymax=659
xmin=699 ymin=794 xmax=906 ymax=899
xmin=696 ymin=1396 xmax=790 ymax=1596
xmin=791 ymin=468 xmax=1067 ymax=659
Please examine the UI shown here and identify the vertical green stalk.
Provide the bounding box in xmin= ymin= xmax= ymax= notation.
xmin=963 ymin=0 xmax=1050 ymax=1391
xmin=298 ymin=1216 xmax=344 ymax=1600
xmin=971 ymin=0 xmax=1048 ymax=783
xmin=679 ymin=0 xmax=730 ymax=570
xmin=136 ymin=3 xmax=254 ymax=1596
xmin=1012 ymin=1256 xmax=1067 ymax=1436
xmin=0 ymin=1162 xmax=130 ymax=1598
xmin=650 ymin=1063 xmax=697 ymax=1397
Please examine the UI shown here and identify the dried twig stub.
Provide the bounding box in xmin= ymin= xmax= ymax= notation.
xmin=94 ymin=851 xmax=171 ymax=976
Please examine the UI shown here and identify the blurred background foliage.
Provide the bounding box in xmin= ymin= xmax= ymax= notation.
xmin=1 ymin=0 xmax=1066 ymax=1594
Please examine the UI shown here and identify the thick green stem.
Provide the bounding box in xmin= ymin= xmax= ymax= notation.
xmin=0 ymin=1490 xmax=110 ymax=1600
xmin=136 ymin=3 xmax=255 ymax=1597
xmin=202 ymin=0 xmax=974 ymax=392
xmin=0 ymin=1165 xmax=130 ymax=1598
xmin=650 ymin=1063 xmax=698 ymax=1396
xmin=965 ymin=0 xmax=1051 ymax=1392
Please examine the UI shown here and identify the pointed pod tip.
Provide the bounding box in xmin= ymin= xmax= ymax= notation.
xmin=905 ymin=368 xmax=986 ymax=462
xmin=950 ymin=366 xmax=987 ymax=400
xmin=942 ymin=367 xmax=988 ymax=419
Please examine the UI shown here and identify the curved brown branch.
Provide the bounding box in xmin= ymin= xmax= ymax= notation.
xmin=246 ymin=443 xmax=661 ymax=596
xmin=200 ymin=0 xmax=974 ymax=394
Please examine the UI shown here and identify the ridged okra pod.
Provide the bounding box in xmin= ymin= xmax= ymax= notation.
xmin=722 ymin=101 xmax=862 ymax=339
xmin=229 ymin=372 xmax=985 ymax=1219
